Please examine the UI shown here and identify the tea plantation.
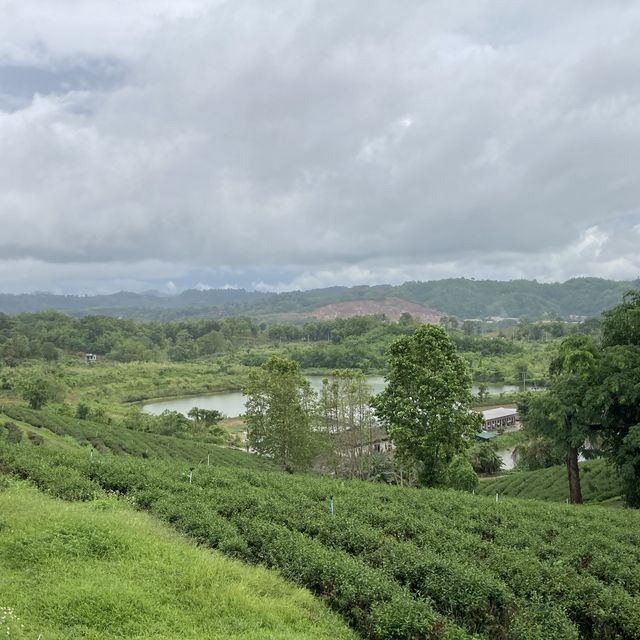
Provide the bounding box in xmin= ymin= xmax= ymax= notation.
xmin=477 ymin=460 xmax=623 ymax=505
xmin=1 ymin=434 xmax=639 ymax=640
xmin=0 ymin=403 xmax=273 ymax=469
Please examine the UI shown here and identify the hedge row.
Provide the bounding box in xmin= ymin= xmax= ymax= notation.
xmin=1 ymin=440 xmax=639 ymax=639
xmin=1 ymin=403 xmax=270 ymax=469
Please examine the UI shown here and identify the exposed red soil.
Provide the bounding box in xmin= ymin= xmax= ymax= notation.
xmin=308 ymin=297 xmax=444 ymax=323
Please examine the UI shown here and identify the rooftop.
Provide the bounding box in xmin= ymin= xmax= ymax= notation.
xmin=482 ymin=407 xmax=518 ymax=421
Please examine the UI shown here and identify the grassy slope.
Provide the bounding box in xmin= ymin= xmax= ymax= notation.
xmin=3 ymin=437 xmax=640 ymax=639
xmin=0 ymin=480 xmax=356 ymax=640
xmin=477 ymin=459 xmax=623 ymax=504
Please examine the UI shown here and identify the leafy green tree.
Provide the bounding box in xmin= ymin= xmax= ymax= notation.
xmin=615 ymin=425 xmax=640 ymax=507
xmin=372 ymin=325 xmax=482 ymax=487
xmin=196 ymin=330 xmax=229 ymax=356
xmin=476 ymin=383 xmax=489 ymax=402
xmin=153 ymin=410 xmax=191 ymax=436
xmin=365 ymin=450 xmax=398 ymax=484
xmin=518 ymin=335 xmax=599 ymax=503
xmin=187 ymin=407 xmax=224 ymax=436
xmin=243 ymin=357 xmax=318 ymax=471
xmin=446 ymin=456 xmax=479 ymax=492
xmin=40 ymin=341 xmax=59 ymax=361
xmin=1 ymin=335 xmax=30 ymax=366
xmin=439 ymin=316 xmax=459 ymax=331
xmin=512 ymin=437 xmax=565 ymax=471
xmin=121 ymin=405 xmax=155 ymax=432
xmin=467 ymin=442 xmax=503 ymax=474
xmin=594 ymin=291 xmax=640 ymax=506
xmin=462 ymin=320 xmax=479 ymax=337
xmin=515 ymin=360 xmax=530 ymax=390
xmin=601 ymin=291 xmax=640 ymax=347
xmin=89 ymin=404 xmax=111 ymax=424
xmin=318 ymin=369 xmax=377 ymax=479
xmin=168 ymin=330 xmax=197 ymax=362
xmin=19 ymin=375 xmax=57 ymax=410
xmin=108 ymin=337 xmax=154 ymax=362
xmin=512 ymin=292 xmax=640 ymax=507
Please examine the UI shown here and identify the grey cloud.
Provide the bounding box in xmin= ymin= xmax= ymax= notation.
xmin=1 ymin=0 xmax=640 ymax=293
xmin=0 ymin=59 xmax=124 ymax=103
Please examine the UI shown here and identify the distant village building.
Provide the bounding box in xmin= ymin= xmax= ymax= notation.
xmin=336 ymin=425 xmax=394 ymax=455
xmin=85 ymin=353 xmax=97 ymax=364
xmin=481 ymin=407 xmax=518 ymax=431
xmin=370 ymin=431 xmax=394 ymax=453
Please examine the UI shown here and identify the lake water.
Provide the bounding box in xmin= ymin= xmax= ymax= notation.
xmin=497 ymin=448 xmax=517 ymax=471
xmin=496 ymin=447 xmax=586 ymax=472
xmin=141 ymin=376 xmax=521 ymax=418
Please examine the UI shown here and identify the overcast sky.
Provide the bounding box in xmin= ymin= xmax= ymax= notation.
xmin=1 ymin=0 xmax=639 ymax=294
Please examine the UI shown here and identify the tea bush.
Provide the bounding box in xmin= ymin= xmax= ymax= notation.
xmin=1 ymin=403 xmax=272 ymax=469
xmin=1 ymin=440 xmax=639 ymax=639
xmin=478 ymin=460 xmax=622 ymax=504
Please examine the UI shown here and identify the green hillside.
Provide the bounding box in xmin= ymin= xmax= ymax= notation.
xmin=1 ymin=277 xmax=637 ymax=320
xmin=477 ymin=459 xmax=623 ymax=505
xmin=1 ymin=404 xmax=273 ymax=469
xmin=2 ymin=435 xmax=639 ymax=640
xmin=0 ymin=481 xmax=355 ymax=640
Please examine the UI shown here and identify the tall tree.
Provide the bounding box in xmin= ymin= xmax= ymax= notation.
xmin=372 ymin=324 xmax=481 ymax=487
xmin=519 ymin=334 xmax=599 ymax=503
xmin=318 ymin=369 xmax=377 ymax=479
xmin=243 ymin=357 xmax=318 ymax=471
xmin=594 ymin=291 xmax=640 ymax=507
xmin=601 ymin=290 xmax=640 ymax=347
xmin=615 ymin=425 xmax=640 ymax=508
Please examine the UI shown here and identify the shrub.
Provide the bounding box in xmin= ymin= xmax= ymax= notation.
xmin=2 ymin=422 xmax=22 ymax=444
xmin=27 ymin=431 xmax=44 ymax=446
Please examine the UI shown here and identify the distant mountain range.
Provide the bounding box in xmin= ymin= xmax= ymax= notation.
xmin=0 ymin=277 xmax=637 ymax=321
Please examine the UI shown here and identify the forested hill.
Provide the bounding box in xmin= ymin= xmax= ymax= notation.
xmin=0 ymin=277 xmax=637 ymax=321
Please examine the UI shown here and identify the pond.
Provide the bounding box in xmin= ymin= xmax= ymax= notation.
xmin=141 ymin=376 xmax=522 ymax=418
xmin=496 ymin=447 xmax=586 ymax=472
xmin=497 ymin=448 xmax=517 ymax=471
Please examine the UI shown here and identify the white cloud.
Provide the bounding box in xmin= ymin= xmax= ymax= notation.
xmin=0 ymin=0 xmax=212 ymax=64
xmin=1 ymin=0 xmax=640 ymax=293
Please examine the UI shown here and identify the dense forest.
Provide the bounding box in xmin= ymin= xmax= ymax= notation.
xmin=0 ymin=310 xmax=595 ymax=385
xmin=0 ymin=277 xmax=637 ymax=320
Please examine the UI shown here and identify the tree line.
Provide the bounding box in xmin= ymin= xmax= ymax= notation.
xmin=0 ymin=309 xmax=598 ymax=388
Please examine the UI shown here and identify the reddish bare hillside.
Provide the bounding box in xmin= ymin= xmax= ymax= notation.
xmin=309 ymin=297 xmax=444 ymax=323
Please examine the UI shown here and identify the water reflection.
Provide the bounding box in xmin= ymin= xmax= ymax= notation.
xmin=142 ymin=376 xmax=522 ymax=418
